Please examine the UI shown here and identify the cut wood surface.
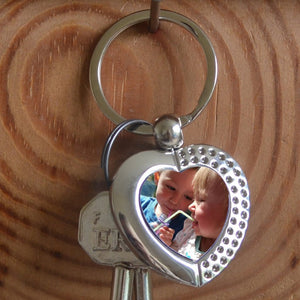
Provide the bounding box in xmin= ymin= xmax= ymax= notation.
xmin=0 ymin=0 xmax=299 ymax=299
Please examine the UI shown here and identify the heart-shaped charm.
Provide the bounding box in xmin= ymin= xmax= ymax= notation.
xmin=111 ymin=144 xmax=250 ymax=286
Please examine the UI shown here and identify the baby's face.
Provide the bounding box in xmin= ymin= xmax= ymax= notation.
xmin=155 ymin=170 xmax=196 ymax=215
xmin=189 ymin=185 xmax=228 ymax=239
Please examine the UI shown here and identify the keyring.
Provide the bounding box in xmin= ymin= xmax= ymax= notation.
xmin=89 ymin=10 xmax=218 ymax=135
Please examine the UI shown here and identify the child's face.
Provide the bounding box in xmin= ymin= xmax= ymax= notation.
xmin=155 ymin=169 xmax=196 ymax=215
xmin=189 ymin=184 xmax=228 ymax=239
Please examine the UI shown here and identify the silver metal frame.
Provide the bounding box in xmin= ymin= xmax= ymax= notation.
xmin=89 ymin=10 xmax=218 ymax=135
xmin=111 ymin=144 xmax=250 ymax=286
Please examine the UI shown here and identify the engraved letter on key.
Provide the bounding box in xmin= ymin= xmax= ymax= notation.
xmin=93 ymin=225 xmax=130 ymax=252
xmin=78 ymin=191 xmax=144 ymax=267
xmin=93 ymin=227 xmax=111 ymax=251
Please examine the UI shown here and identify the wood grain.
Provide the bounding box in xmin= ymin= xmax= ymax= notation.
xmin=0 ymin=0 xmax=299 ymax=299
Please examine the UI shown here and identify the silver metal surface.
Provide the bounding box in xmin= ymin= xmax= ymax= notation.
xmin=153 ymin=115 xmax=183 ymax=150
xmin=111 ymin=145 xmax=250 ymax=286
xmin=78 ymin=191 xmax=144 ymax=267
xmin=111 ymin=266 xmax=134 ymax=300
xmin=101 ymin=119 xmax=152 ymax=186
xmin=135 ymin=269 xmax=152 ymax=300
xmin=90 ymin=10 xmax=218 ymax=135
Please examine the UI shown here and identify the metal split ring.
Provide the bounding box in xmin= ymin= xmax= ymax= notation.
xmin=90 ymin=10 xmax=218 ymax=135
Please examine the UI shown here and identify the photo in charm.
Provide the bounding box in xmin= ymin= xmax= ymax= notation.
xmin=140 ymin=167 xmax=229 ymax=261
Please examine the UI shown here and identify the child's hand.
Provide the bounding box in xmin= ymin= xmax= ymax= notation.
xmin=158 ymin=226 xmax=175 ymax=246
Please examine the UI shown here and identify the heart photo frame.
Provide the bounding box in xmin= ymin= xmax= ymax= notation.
xmin=111 ymin=144 xmax=250 ymax=286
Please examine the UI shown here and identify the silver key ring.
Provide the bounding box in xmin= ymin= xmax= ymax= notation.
xmin=90 ymin=10 xmax=218 ymax=135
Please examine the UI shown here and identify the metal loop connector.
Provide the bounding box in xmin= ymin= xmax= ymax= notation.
xmin=101 ymin=119 xmax=152 ymax=186
xmin=90 ymin=10 xmax=217 ymax=135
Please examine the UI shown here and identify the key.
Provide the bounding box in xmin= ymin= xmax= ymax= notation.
xmin=78 ymin=191 xmax=145 ymax=267
xmin=78 ymin=191 xmax=150 ymax=300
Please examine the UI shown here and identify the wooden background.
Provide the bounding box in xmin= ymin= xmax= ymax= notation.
xmin=0 ymin=0 xmax=299 ymax=299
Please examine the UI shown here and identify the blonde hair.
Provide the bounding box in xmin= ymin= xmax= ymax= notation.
xmin=193 ymin=167 xmax=228 ymax=202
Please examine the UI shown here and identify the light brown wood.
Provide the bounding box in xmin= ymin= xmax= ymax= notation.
xmin=0 ymin=0 xmax=299 ymax=299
